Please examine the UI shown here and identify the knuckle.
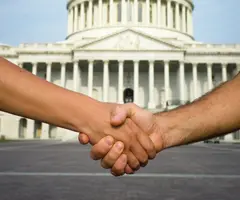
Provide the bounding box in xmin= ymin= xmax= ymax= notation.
xmin=95 ymin=149 xmax=105 ymax=157
xmin=107 ymin=152 xmax=117 ymax=161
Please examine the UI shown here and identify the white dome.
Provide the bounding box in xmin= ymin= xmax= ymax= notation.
xmin=66 ymin=0 xmax=194 ymax=42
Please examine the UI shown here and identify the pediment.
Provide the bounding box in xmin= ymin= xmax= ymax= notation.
xmin=78 ymin=29 xmax=181 ymax=51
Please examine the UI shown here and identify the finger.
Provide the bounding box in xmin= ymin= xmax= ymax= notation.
xmin=78 ymin=133 xmax=90 ymax=145
xmin=101 ymin=141 xmax=124 ymax=169
xmin=111 ymin=154 xmax=127 ymax=176
xmin=125 ymin=164 xmax=134 ymax=174
xmin=129 ymin=140 xmax=148 ymax=167
xmin=137 ymin=132 xmax=156 ymax=160
xmin=126 ymin=151 xmax=140 ymax=171
xmin=149 ymin=133 xmax=164 ymax=153
xmin=90 ymin=136 xmax=114 ymax=160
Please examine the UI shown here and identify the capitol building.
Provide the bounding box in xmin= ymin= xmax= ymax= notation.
xmin=0 ymin=0 xmax=239 ymax=141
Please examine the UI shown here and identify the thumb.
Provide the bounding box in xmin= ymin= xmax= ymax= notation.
xmin=110 ymin=105 xmax=128 ymax=126
xmin=110 ymin=103 xmax=138 ymax=127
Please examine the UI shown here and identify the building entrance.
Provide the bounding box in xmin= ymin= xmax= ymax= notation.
xmin=123 ymin=88 xmax=134 ymax=103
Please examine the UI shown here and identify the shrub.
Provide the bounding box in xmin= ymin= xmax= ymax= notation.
xmin=0 ymin=135 xmax=6 ymax=141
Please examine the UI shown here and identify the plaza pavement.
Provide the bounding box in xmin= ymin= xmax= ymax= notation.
xmin=0 ymin=140 xmax=240 ymax=200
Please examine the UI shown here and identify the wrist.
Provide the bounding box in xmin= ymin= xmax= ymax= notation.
xmin=154 ymin=108 xmax=189 ymax=150
xmin=62 ymin=93 xmax=104 ymax=134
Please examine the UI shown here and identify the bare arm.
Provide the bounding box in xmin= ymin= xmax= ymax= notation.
xmin=86 ymin=74 xmax=240 ymax=175
xmin=0 ymin=57 xmax=101 ymax=135
xmin=0 ymin=57 xmax=156 ymax=172
xmin=157 ymin=73 xmax=240 ymax=149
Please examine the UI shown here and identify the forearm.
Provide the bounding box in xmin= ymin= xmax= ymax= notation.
xmin=156 ymin=74 xmax=240 ymax=149
xmin=0 ymin=57 xmax=100 ymax=133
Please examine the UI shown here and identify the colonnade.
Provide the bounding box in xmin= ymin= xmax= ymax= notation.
xmin=16 ymin=60 xmax=237 ymax=140
xmin=68 ymin=0 xmax=193 ymax=35
xmin=19 ymin=60 xmax=232 ymax=109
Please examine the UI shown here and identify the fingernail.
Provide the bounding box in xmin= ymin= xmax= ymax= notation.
xmin=105 ymin=136 xmax=113 ymax=146
xmin=111 ymin=171 xmax=117 ymax=177
xmin=116 ymin=142 xmax=123 ymax=151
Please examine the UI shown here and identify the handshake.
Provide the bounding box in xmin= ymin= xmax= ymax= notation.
xmin=77 ymin=102 xmax=169 ymax=177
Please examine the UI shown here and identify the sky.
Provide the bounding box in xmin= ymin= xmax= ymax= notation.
xmin=0 ymin=0 xmax=239 ymax=46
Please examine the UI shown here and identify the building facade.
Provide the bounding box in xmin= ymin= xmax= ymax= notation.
xmin=0 ymin=0 xmax=240 ymax=141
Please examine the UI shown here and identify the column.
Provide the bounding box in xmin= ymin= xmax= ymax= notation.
xmin=32 ymin=63 xmax=37 ymax=75
xmin=167 ymin=0 xmax=172 ymax=28
xmin=81 ymin=2 xmax=85 ymax=29
xmin=60 ymin=63 xmax=66 ymax=88
xmin=88 ymin=60 xmax=94 ymax=97
xmin=46 ymin=63 xmax=51 ymax=82
xmin=146 ymin=0 xmax=150 ymax=24
xmin=103 ymin=61 xmax=109 ymax=102
xmin=175 ymin=2 xmax=180 ymax=30
xmin=26 ymin=119 xmax=34 ymax=139
xmin=134 ymin=61 xmax=139 ymax=105
xmin=134 ymin=0 xmax=138 ymax=23
xmin=187 ymin=8 xmax=191 ymax=34
xmin=88 ymin=0 xmax=93 ymax=28
xmin=148 ymin=61 xmax=155 ymax=109
xmin=121 ymin=0 xmax=126 ymax=23
xmin=110 ymin=0 xmax=114 ymax=24
xmin=99 ymin=0 xmax=103 ymax=26
xmin=118 ymin=61 xmax=124 ymax=104
xmin=207 ymin=63 xmax=213 ymax=91
xmin=73 ymin=61 xmax=79 ymax=92
xmin=222 ymin=63 xmax=227 ymax=82
xmin=190 ymin=9 xmax=193 ymax=35
xmin=68 ymin=9 xmax=71 ymax=35
xmin=157 ymin=0 xmax=161 ymax=26
xmin=192 ymin=63 xmax=198 ymax=99
xmin=182 ymin=5 xmax=186 ymax=32
xmin=164 ymin=61 xmax=170 ymax=107
xmin=179 ymin=61 xmax=185 ymax=104
xmin=74 ymin=5 xmax=78 ymax=32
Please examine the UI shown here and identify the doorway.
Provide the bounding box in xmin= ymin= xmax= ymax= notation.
xmin=19 ymin=118 xmax=27 ymax=139
xmin=123 ymin=88 xmax=134 ymax=103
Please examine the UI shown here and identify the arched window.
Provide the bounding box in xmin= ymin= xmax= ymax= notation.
xmin=138 ymin=2 xmax=143 ymax=22
xmin=19 ymin=118 xmax=27 ymax=139
xmin=92 ymin=88 xmax=99 ymax=100
xmin=49 ymin=125 xmax=57 ymax=139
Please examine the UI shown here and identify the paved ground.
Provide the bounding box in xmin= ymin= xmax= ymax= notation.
xmin=0 ymin=141 xmax=240 ymax=200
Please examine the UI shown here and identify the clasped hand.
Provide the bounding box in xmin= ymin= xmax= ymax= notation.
xmin=78 ymin=103 xmax=163 ymax=176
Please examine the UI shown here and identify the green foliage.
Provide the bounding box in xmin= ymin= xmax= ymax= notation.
xmin=0 ymin=135 xmax=6 ymax=141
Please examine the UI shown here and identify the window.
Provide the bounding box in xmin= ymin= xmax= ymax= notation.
xmin=150 ymin=3 xmax=153 ymax=23
xmin=117 ymin=3 xmax=122 ymax=22
xmin=138 ymin=2 xmax=143 ymax=22
xmin=107 ymin=4 xmax=110 ymax=23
